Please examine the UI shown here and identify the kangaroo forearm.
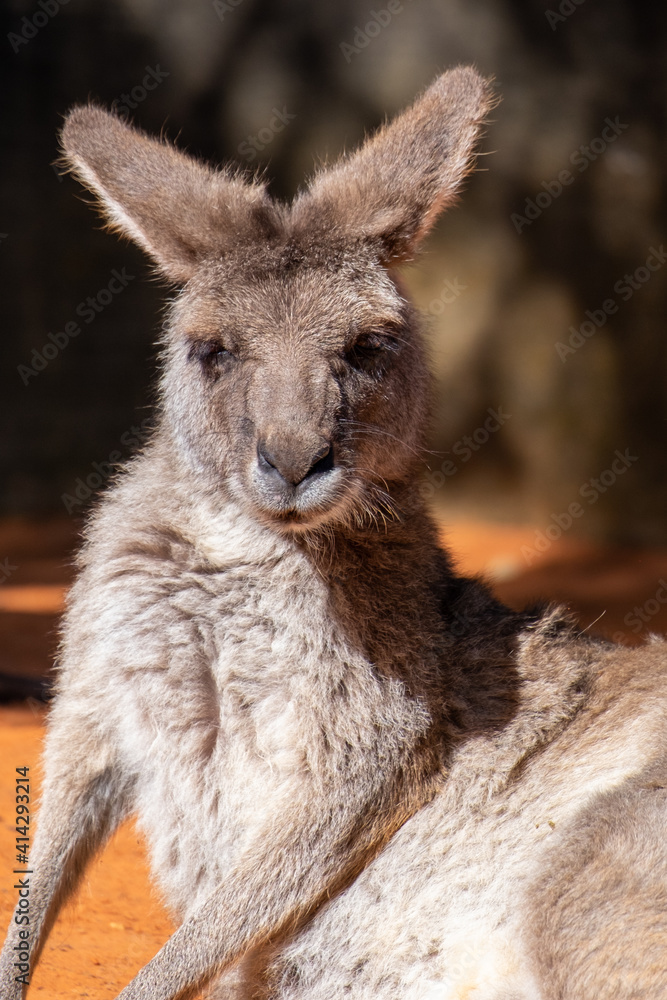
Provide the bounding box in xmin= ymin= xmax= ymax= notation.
xmin=115 ymin=772 xmax=437 ymax=1000
xmin=0 ymin=767 xmax=128 ymax=993
xmin=0 ymin=843 xmax=91 ymax=998
xmin=115 ymin=858 xmax=343 ymax=1000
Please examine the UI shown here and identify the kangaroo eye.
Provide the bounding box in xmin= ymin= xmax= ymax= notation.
xmin=345 ymin=332 xmax=399 ymax=372
xmin=189 ymin=340 xmax=235 ymax=369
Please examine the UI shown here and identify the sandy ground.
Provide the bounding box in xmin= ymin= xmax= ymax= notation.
xmin=2 ymin=516 xmax=667 ymax=996
xmin=0 ymin=707 xmax=175 ymax=997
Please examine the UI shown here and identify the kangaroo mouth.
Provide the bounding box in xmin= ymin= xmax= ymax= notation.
xmin=249 ymin=467 xmax=351 ymax=533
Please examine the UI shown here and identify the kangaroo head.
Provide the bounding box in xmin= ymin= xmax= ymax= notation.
xmin=61 ymin=68 xmax=492 ymax=534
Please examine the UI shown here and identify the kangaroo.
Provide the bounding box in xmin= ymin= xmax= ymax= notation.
xmin=1 ymin=66 xmax=666 ymax=1000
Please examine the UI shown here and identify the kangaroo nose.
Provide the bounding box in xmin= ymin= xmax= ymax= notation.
xmin=257 ymin=438 xmax=334 ymax=487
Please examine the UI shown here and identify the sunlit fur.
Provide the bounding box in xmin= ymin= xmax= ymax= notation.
xmin=158 ymin=254 xmax=429 ymax=538
xmin=1 ymin=67 xmax=666 ymax=1000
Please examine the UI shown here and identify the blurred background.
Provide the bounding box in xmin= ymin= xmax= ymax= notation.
xmin=1 ymin=0 xmax=667 ymax=695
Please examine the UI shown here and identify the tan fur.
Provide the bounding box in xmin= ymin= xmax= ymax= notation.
xmin=1 ymin=68 xmax=666 ymax=1000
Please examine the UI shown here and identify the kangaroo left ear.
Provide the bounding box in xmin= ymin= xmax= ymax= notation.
xmin=292 ymin=67 xmax=495 ymax=264
xmin=60 ymin=105 xmax=276 ymax=284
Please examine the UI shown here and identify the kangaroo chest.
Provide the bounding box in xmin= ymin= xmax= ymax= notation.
xmin=110 ymin=553 xmax=431 ymax=917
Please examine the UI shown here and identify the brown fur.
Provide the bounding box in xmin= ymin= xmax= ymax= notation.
xmin=1 ymin=67 xmax=666 ymax=1000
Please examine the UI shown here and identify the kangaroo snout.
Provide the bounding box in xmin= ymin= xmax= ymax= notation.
xmin=257 ymin=436 xmax=334 ymax=488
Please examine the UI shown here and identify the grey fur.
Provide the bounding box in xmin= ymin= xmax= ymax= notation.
xmin=1 ymin=67 xmax=666 ymax=1000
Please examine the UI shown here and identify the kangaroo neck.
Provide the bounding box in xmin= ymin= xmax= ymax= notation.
xmin=293 ymin=501 xmax=451 ymax=680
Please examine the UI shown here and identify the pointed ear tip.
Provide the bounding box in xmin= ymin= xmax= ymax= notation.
xmin=61 ymin=103 xmax=122 ymax=154
xmin=62 ymin=102 xmax=105 ymax=129
xmin=429 ymin=66 xmax=497 ymax=113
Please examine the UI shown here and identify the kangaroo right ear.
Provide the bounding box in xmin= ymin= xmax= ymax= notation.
xmin=60 ymin=105 xmax=275 ymax=284
xmin=293 ymin=67 xmax=494 ymax=265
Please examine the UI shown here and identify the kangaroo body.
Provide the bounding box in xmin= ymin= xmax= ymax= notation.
xmin=261 ymin=635 xmax=667 ymax=1000
xmin=1 ymin=67 xmax=666 ymax=1000
xmin=57 ymin=455 xmax=450 ymax=924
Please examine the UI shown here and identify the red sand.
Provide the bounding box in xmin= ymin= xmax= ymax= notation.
xmin=0 ymin=707 xmax=174 ymax=998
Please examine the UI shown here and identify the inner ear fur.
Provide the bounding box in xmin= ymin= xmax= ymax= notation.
xmin=60 ymin=105 xmax=276 ymax=283
xmin=292 ymin=66 xmax=495 ymax=264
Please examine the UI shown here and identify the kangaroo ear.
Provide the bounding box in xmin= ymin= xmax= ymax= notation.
xmin=60 ymin=105 xmax=275 ymax=283
xmin=293 ymin=67 xmax=495 ymax=264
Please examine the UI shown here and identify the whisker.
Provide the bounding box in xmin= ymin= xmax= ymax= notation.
xmin=340 ymin=421 xmax=438 ymax=461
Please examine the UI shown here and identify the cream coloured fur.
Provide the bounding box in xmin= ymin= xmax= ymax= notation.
xmin=1 ymin=67 xmax=666 ymax=1000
